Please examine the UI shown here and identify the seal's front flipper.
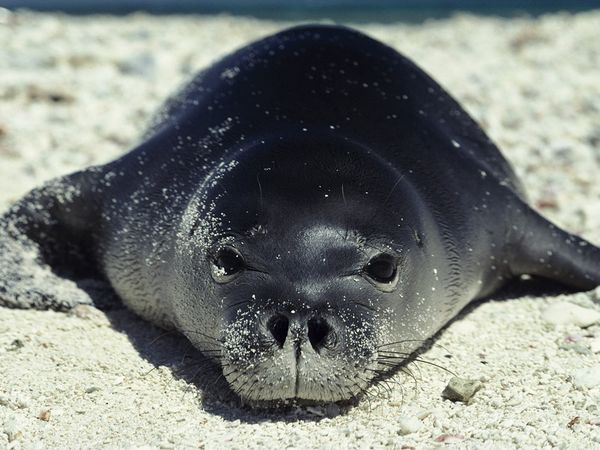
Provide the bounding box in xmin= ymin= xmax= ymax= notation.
xmin=508 ymin=204 xmax=600 ymax=291
xmin=0 ymin=169 xmax=113 ymax=311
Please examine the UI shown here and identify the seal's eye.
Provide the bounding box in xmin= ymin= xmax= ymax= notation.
xmin=364 ymin=253 xmax=398 ymax=285
xmin=212 ymin=247 xmax=244 ymax=282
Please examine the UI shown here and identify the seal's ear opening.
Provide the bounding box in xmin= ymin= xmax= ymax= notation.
xmin=0 ymin=169 xmax=116 ymax=311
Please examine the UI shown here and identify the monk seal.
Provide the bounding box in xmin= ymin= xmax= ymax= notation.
xmin=1 ymin=25 xmax=599 ymax=406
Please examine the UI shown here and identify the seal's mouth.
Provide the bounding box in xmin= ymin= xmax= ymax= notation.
xmin=221 ymin=350 xmax=376 ymax=405
xmin=220 ymin=311 xmax=379 ymax=404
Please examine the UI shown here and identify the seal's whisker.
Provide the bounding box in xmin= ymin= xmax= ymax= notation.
xmin=176 ymin=357 xmax=221 ymax=372
xmin=377 ymin=339 xmax=454 ymax=356
xmin=234 ymin=375 xmax=256 ymax=399
xmin=221 ymin=366 xmax=243 ymax=386
xmin=242 ymin=379 xmax=259 ymax=400
xmin=348 ymin=379 xmax=371 ymax=410
xmin=377 ymin=351 xmax=411 ymax=357
xmin=198 ymin=348 xmax=223 ymax=354
xmin=178 ymin=329 xmax=224 ymax=345
xmin=209 ymin=371 xmax=226 ymax=389
xmin=145 ymin=330 xmax=180 ymax=347
xmin=371 ymin=378 xmax=393 ymax=398
xmin=175 ymin=356 xmax=220 ymax=373
xmin=180 ymin=340 xmax=223 ymax=353
xmin=180 ymin=365 xmax=212 ymax=399
xmin=398 ymin=358 xmax=457 ymax=376
xmin=406 ymin=361 xmax=425 ymax=382
xmin=376 ymin=354 xmax=456 ymax=377
xmin=334 ymin=380 xmax=350 ymax=403
xmin=225 ymin=365 xmax=253 ymax=388
xmin=179 ymin=348 xmax=194 ymax=365
xmin=376 ymin=339 xmax=430 ymax=348
xmin=399 ymin=366 xmax=420 ymax=393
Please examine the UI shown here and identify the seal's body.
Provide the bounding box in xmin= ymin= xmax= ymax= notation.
xmin=1 ymin=25 xmax=599 ymax=404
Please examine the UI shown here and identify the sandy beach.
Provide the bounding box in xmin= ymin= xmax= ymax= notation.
xmin=1 ymin=9 xmax=600 ymax=449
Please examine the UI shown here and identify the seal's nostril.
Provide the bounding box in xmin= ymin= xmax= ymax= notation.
xmin=308 ymin=317 xmax=331 ymax=353
xmin=267 ymin=314 xmax=289 ymax=348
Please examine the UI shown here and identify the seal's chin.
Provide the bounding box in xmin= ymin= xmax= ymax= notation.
xmin=221 ymin=337 xmax=377 ymax=405
xmin=223 ymin=362 xmax=373 ymax=405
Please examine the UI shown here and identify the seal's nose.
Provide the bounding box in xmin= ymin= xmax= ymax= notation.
xmin=307 ymin=317 xmax=332 ymax=353
xmin=266 ymin=313 xmax=333 ymax=353
xmin=266 ymin=314 xmax=289 ymax=348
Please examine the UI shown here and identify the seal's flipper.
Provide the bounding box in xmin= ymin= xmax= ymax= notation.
xmin=0 ymin=169 xmax=111 ymax=311
xmin=508 ymin=204 xmax=600 ymax=291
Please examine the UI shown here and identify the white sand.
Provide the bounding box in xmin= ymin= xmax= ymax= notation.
xmin=1 ymin=10 xmax=600 ymax=449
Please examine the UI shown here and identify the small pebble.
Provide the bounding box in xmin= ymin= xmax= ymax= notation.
xmin=26 ymin=85 xmax=74 ymax=103
xmin=37 ymin=409 xmax=51 ymax=422
xmin=571 ymin=366 xmax=600 ymax=389
xmin=558 ymin=335 xmax=591 ymax=354
xmin=434 ymin=434 xmax=465 ymax=443
xmin=442 ymin=377 xmax=483 ymax=403
xmin=68 ymin=304 xmax=103 ymax=321
xmin=3 ymin=417 xmax=22 ymax=442
xmin=7 ymin=339 xmax=24 ymax=351
xmin=416 ymin=409 xmax=433 ymax=420
xmin=397 ymin=416 xmax=422 ymax=435
xmin=505 ymin=396 xmax=522 ymax=407
xmin=542 ymin=302 xmax=600 ymax=328
xmin=305 ymin=406 xmax=325 ymax=417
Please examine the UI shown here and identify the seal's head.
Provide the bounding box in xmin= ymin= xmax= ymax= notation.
xmin=171 ymin=133 xmax=445 ymax=405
